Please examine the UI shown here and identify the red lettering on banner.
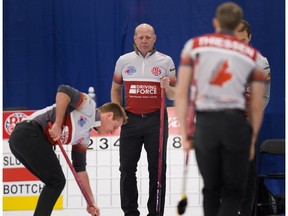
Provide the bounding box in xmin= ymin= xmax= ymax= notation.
xmin=3 ymin=111 xmax=33 ymax=139
xmin=166 ymin=107 xmax=181 ymax=135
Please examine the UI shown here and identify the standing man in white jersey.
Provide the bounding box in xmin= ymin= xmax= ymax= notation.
xmin=111 ymin=23 xmax=177 ymax=216
xmin=175 ymin=2 xmax=266 ymax=216
xmin=235 ymin=19 xmax=271 ymax=216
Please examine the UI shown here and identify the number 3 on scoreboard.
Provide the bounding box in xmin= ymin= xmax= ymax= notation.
xmin=97 ymin=137 xmax=120 ymax=150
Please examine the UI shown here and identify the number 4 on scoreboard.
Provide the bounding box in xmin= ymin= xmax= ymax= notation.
xmin=113 ymin=138 xmax=120 ymax=147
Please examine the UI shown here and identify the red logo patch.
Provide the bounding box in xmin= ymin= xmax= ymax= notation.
xmin=151 ymin=67 xmax=161 ymax=76
xmin=4 ymin=113 xmax=27 ymax=135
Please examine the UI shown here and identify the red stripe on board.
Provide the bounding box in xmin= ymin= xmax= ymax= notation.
xmin=3 ymin=168 xmax=39 ymax=182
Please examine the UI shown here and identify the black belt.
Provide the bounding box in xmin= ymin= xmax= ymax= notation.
xmin=20 ymin=120 xmax=43 ymax=130
xmin=126 ymin=110 xmax=160 ymax=118
xmin=197 ymin=109 xmax=244 ymax=115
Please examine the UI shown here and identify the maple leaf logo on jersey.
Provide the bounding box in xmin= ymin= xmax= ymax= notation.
xmin=209 ymin=60 xmax=232 ymax=86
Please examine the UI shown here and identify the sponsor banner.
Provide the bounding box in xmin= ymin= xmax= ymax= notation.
xmin=3 ymin=107 xmax=181 ymax=139
xmin=3 ymin=111 xmax=33 ymax=139
xmin=3 ymin=195 xmax=63 ymax=210
xmin=3 ymin=140 xmax=10 ymax=154
xmin=3 ymin=181 xmax=44 ymax=196
xmin=3 ymin=153 xmax=23 ymax=167
xmin=91 ymin=107 xmax=180 ymax=136
xmin=166 ymin=107 xmax=181 ymax=135
xmin=3 ymin=167 xmax=39 ymax=182
xmin=3 ymin=151 xmax=63 ymax=168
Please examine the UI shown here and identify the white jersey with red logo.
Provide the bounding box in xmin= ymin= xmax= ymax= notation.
xmin=180 ymin=32 xmax=266 ymax=111
xmin=113 ymin=50 xmax=176 ymax=114
xmin=26 ymin=93 xmax=99 ymax=147
xmin=58 ymin=95 xmax=98 ymax=146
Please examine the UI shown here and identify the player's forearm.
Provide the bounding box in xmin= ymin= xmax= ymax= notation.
xmin=249 ymin=105 xmax=263 ymax=149
xmin=175 ymin=95 xmax=192 ymax=152
xmin=249 ymin=105 xmax=263 ymax=134
xmin=175 ymin=65 xmax=194 ymax=142
xmin=55 ymin=92 xmax=71 ymax=126
xmin=249 ymin=83 xmax=265 ymax=144
xmin=111 ymin=83 xmax=123 ymax=106
xmin=174 ymin=88 xmax=189 ymax=141
xmin=263 ymin=82 xmax=270 ymax=109
xmin=77 ymin=171 xmax=96 ymax=204
xmin=165 ymin=85 xmax=175 ymax=100
xmin=111 ymin=92 xmax=122 ymax=106
xmin=175 ymin=101 xmax=189 ymax=140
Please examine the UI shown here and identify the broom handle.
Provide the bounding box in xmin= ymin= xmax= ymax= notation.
xmin=47 ymin=122 xmax=94 ymax=208
xmin=182 ymin=151 xmax=189 ymax=194
xmin=156 ymin=88 xmax=165 ymax=213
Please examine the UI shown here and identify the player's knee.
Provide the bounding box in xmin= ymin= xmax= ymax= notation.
xmin=57 ymin=176 xmax=66 ymax=191
xmin=46 ymin=173 xmax=66 ymax=191
xmin=119 ymin=165 xmax=137 ymax=174
xmin=55 ymin=173 xmax=66 ymax=191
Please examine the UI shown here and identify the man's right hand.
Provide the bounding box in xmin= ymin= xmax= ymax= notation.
xmin=48 ymin=122 xmax=62 ymax=141
xmin=87 ymin=204 xmax=100 ymax=216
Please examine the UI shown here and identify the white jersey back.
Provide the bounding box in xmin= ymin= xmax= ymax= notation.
xmin=180 ymin=33 xmax=265 ymax=111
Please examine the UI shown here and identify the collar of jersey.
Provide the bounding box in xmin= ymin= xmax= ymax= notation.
xmin=135 ymin=47 xmax=156 ymax=57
